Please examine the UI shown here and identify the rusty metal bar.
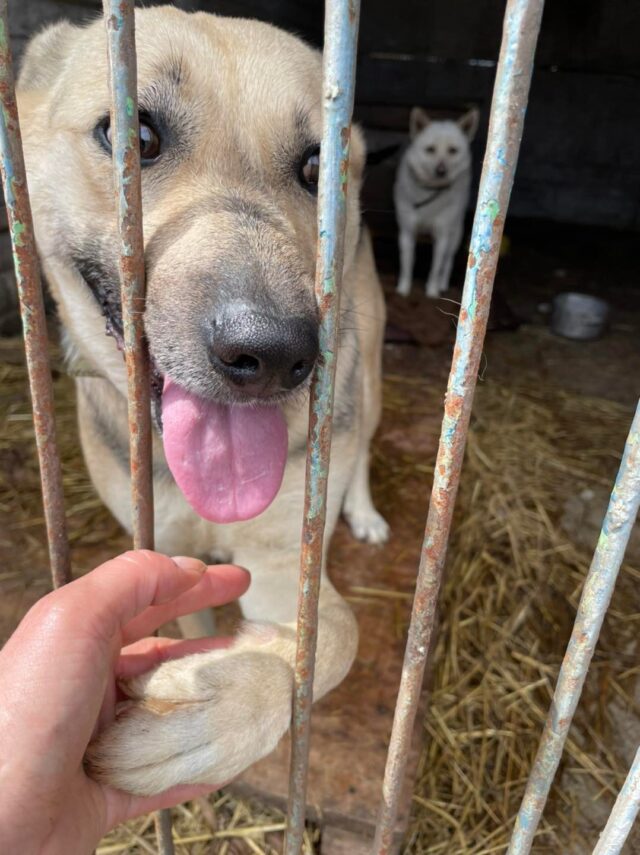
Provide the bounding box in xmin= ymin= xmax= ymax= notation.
xmin=593 ymin=745 xmax=640 ymax=855
xmin=592 ymin=746 xmax=640 ymax=855
xmin=371 ymin=2 xmax=545 ymax=851
xmin=0 ymin=0 xmax=71 ymax=587
xmin=284 ymin=1 xmax=361 ymax=851
xmin=507 ymin=400 xmax=640 ymax=854
xmin=102 ymin=3 xmax=172 ymax=853
xmin=103 ymin=0 xmax=154 ymax=551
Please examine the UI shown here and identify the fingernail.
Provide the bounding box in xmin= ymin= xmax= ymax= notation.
xmin=172 ymin=556 xmax=206 ymax=574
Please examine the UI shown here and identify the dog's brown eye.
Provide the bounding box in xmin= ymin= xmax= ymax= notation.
xmin=299 ymin=146 xmax=320 ymax=194
xmin=100 ymin=114 xmax=162 ymax=163
xmin=426 ymin=144 xmax=436 ymax=155
xmin=448 ymin=145 xmax=459 ymax=155
xmin=139 ymin=122 xmax=161 ymax=160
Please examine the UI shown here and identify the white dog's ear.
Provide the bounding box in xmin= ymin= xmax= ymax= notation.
xmin=458 ymin=106 xmax=480 ymax=141
xmin=409 ymin=107 xmax=430 ymax=140
xmin=18 ymin=21 xmax=78 ymax=91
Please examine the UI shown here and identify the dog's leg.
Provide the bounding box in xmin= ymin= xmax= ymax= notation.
xmin=85 ymin=548 xmax=358 ymax=796
xmin=396 ymin=227 xmax=415 ymax=296
xmin=439 ymin=222 xmax=463 ymax=295
xmin=343 ymin=440 xmax=389 ymax=544
xmin=176 ymin=608 xmax=216 ymax=638
xmin=343 ymin=232 xmax=389 ymax=544
xmin=426 ymin=221 xmax=464 ymax=297
xmin=425 ymin=230 xmax=452 ymax=298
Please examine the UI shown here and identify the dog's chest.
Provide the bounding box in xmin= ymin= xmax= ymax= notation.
xmin=396 ymin=161 xmax=470 ymax=231
xmin=409 ymin=180 xmax=469 ymax=232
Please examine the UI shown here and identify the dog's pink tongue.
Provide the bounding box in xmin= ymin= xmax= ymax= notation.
xmin=162 ymin=379 xmax=288 ymax=523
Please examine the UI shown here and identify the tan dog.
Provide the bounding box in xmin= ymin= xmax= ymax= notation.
xmin=17 ymin=6 xmax=388 ymax=795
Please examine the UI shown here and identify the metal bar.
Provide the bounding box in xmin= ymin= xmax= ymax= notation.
xmin=507 ymin=400 xmax=640 ymax=854
xmin=284 ymin=1 xmax=361 ymax=852
xmin=0 ymin=0 xmax=71 ymax=588
xmin=371 ymin=2 xmax=545 ymax=851
xmin=102 ymin=4 xmax=172 ymax=854
xmin=592 ymin=746 xmax=640 ymax=855
xmin=103 ymin=0 xmax=154 ymax=551
xmin=153 ymin=805 xmax=175 ymax=855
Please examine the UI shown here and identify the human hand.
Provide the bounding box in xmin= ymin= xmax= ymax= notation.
xmin=0 ymin=550 xmax=250 ymax=855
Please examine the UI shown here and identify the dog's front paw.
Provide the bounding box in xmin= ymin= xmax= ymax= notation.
xmin=425 ymin=279 xmax=443 ymax=299
xmin=396 ymin=278 xmax=412 ymax=297
xmin=345 ymin=505 xmax=390 ymax=545
xmin=85 ymin=646 xmax=293 ymax=796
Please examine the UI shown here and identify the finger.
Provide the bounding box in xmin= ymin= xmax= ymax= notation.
xmin=122 ymin=564 xmax=250 ymax=644
xmin=105 ymin=781 xmax=229 ymax=829
xmin=68 ymin=551 xmax=209 ymax=642
xmin=117 ymin=635 xmax=234 ymax=679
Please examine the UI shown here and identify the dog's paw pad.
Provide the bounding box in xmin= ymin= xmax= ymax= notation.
xmin=346 ymin=508 xmax=390 ymax=545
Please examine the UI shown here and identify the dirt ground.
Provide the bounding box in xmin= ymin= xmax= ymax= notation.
xmin=1 ymin=218 xmax=639 ymax=853
xmin=376 ymin=216 xmax=640 ymax=406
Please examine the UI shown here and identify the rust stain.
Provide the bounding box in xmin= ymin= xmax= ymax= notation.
xmin=0 ymin=3 xmax=71 ymax=587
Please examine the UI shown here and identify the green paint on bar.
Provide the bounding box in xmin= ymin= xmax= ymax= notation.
xmin=486 ymin=199 xmax=500 ymax=223
xmin=12 ymin=220 xmax=26 ymax=248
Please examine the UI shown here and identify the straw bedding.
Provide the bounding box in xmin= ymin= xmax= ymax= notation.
xmin=406 ymin=385 xmax=640 ymax=854
xmin=1 ymin=334 xmax=638 ymax=853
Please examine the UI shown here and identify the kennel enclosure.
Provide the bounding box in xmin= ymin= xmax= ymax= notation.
xmin=0 ymin=0 xmax=639 ymax=853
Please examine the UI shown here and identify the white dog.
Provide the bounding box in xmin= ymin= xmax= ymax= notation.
xmin=394 ymin=107 xmax=479 ymax=298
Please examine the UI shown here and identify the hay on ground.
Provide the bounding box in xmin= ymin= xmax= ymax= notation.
xmin=405 ymin=384 xmax=639 ymax=854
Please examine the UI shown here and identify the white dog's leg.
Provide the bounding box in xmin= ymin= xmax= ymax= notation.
xmin=426 ymin=231 xmax=452 ymax=298
xmin=85 ymin=550 xmax=358 ymax=796
xmin=396 ymin=227 xmax=416 ymax=296
xmin=440 ymin=222 xmax=464 ymax=294
xmin=426 ymin=223 xmax=463 ymax=297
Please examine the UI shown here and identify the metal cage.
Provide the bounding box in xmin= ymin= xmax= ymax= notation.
xmin=0 ymin=0 xmax=639 ymax=852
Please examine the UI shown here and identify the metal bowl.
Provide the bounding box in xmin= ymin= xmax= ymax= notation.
xmin=550 ymin=292 xmax=610 ymax=341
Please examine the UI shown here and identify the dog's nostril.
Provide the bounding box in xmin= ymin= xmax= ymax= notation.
xmin=223 ymin=353 xmax=260 ymax=373
xmin=289 ymin=358 xmax=314 ymax=386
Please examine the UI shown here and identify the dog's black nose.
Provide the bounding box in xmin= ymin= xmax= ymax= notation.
xmin=209 ymin=305 xmax=319 ymax=396
xmin=435 ymin=162 xmax=448 ymax=178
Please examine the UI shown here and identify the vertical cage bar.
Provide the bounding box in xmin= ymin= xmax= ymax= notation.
xmin=284 ymin=1 xmax=360 ymax=852
xmin=103 ymin=0 xmax=154 ymax=551
xmin=102 ymin=3 xmax=171 ymax=853
xmin=371 ymin=1 xmax=545 ymax=851
xmin=507 ymin=400 xmax=640 ymax=855
xmin=592 ymin=746 xmax=640 ymax=855
xmin=0 ymin=0 xmax=71 ymax=587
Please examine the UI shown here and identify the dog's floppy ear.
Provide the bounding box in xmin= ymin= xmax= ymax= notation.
xmin=409 ymin=107 xmax=430 ymax=140
xmin=458 ymin=106 xmax=480 ymax=141
xmin=18 ymin=21 xmax=78 ymax=91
